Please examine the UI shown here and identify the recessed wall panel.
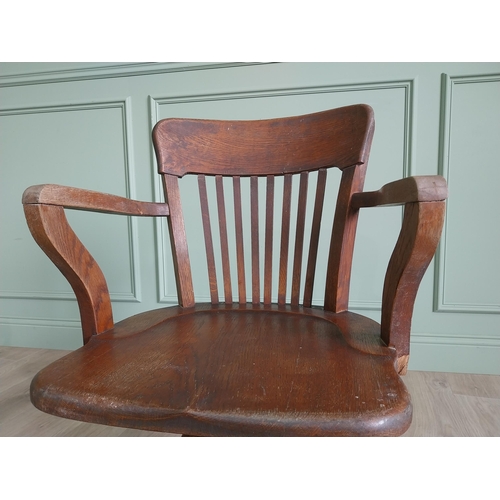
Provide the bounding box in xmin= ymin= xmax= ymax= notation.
xmin=0 ymin=101 xmax=139 ymax=303
xmin=437 ymin=75 xmax=500 ymax=313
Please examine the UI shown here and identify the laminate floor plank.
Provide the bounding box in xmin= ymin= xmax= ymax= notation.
xmin=402 ymin=371 xmax=500 ymax=436
xmin=1 ymin=346 xmax=499 ymax=437
xmin=0 ymin=348 xmax=69 ymax=393
xmin=446 ymin=372 xmax=500 ymax=399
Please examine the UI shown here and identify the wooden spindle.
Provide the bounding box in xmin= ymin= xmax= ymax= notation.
xmin=198 ymin=175 xmax=219 ymax=304
xmin=233 ymin=176 xmax=247 ymax=304
xmin=303 ymin=168 xmax=327 ymax=308
xmin=216 ymin=175 xmax=233 ymax=304
xmin=250 ymin=176 xmax=260 ymax=304
xmin=278 ymin=174 xmax=293 ymax=305
xmin=263 ymin=175 xmax=275 ymax=305
xmin=291 ymin=172 xmax=309 ymax=306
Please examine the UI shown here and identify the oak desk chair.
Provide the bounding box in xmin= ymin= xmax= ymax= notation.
xmin=22 ymin=104 xmax=447 ymax=436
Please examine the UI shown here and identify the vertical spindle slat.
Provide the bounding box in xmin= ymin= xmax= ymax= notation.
xmin=291 ymin=172 xmax=309 ymax=306
xmin=198 ymin=175 xmax=219 ymax=304
xmin=250 ymin=176 xmax=260 ymax=304
xmin=263 ymin=175 xmax=275 ymax=305
xmin=278 ymin=174 xmax=293 ymax=305
xmin=215 ymin=175 xmax=233 ymax=304
xmin=233 ymin=176 xmax=246 ymax=304
xmin=162 ymin=174 xmax=195 ymax=308
xmin=303 ymin=169 xmax=327 ymax=307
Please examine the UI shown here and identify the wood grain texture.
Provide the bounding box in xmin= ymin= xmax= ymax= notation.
xmin=381 ymin=201 xmax=446 ymax=373
xmin=21 ymin=104 xmax=448 ymax=437
xmin=153 ymin=104 xmax=374 ymax=177
xmin=233 ymin=176 xmax=247 ymax=304
xmin=263 ymin=176 xmax=274 ymax=305
xmin=23 ymin=184 xmax=169 ymax=216
xmin=291 ymin=172 xmax=309 ymax=306
xmin=3 ymin=347 xmax=499 ymax=437
xmin=351 ymin=176 xmax=448 ymax=208
xmin=23 ymin=204 xmax=113 ymax=344
xmin=162 ymin=174 xmax=195 ymax=307
xmin=250 ymin=176 xmax=260 ymax=304
xmin=324 ymin=164 xmax=367 ymax=313
xmin=303 ymin=169 xmax=327 ymax=308
xmin=28 ymin=306 xmax=412 ymax=437
xmin=215 ymin=175 xmax=232 ymax=304
xmin=278 ymin=174 xmax=293 ymax=305
xmin=198 ymin=175 xmax=219 ymax=304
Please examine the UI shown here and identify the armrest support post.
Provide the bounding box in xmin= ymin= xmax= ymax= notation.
xmin=23 ymin=204 xmax=114 ymax=344
xmin=381 ymin=200 xmax=446 ymax=374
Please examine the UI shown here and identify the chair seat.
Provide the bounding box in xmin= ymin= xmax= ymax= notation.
xmin=31 ymin=305 xmax=412 ymax=436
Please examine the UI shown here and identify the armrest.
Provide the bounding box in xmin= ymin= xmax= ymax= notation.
xmin=351 ymin=175 xmax=448 ymax=208
xmin=349 ymin=175 xmax=447 ymax=375
xmin=22 ymin=184 xmax=169 ymax=216
xmin=22 ymin=185 xmax=169 ymax=345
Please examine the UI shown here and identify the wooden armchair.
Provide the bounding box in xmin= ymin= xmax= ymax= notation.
xmin=22 ymin=104 xmax=447 ymax=436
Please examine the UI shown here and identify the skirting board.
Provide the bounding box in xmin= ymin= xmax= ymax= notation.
xmin=408 ymin=340 xmax=500 ymax=375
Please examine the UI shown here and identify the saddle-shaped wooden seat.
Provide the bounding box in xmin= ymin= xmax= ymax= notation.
xmin=22 ymin=104 xmax=447 ymax=436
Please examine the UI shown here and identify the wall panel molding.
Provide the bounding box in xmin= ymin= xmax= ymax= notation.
xmin=0 ymin=63 xmax=268 ymax=88
xmin=0 ymin=316 xmax=83 ymax=350
xmin=412 ymin=332 xmax=500 ymax=348
xmin=0 ymin=98 xmax=142 ymax=303
xmin=148 ymin=79 xmax=415 ymax=304
xmin=0 ymin=315 xmax=81 ymax=329
xmin=435 ymin=73 xmax=500 ymax=314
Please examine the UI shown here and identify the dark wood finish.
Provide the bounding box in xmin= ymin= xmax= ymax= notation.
xmin=5 ymin=346 xmax=500 ymax=437
xmin=153 ymin=104 xmax=374 ymax=177
xmin=23 ymin=204 xmax=114 ymax=344
xmin=250 ymin=176 xmax=260 ymax=304
xmin=303 ymin=168 xmax=327 ymax=307
xmin=278 ymin=174 xmax=293 ymax=305
xmin=352 ymin=175 xmax=448 ymax=374
xmin=23 ymin=184 xmax=170 ymax=216
xmin=324 ymin=163 xmax=367 ymax=312
xmin=263 ymin=176 xmax=274 ymax=305
xmin=162 ymin=174 xmax=195 ymax=308
xmin=233 ymin=176 xmax=247 ymax=305
xmin=198 ymin=175 xmax=219 ymax=304
xmin=381 ymin=201 xmax=446 ymax=374
xmin=22 ymin=104 xmax=447 ymax=436
xmin=291 ymin=172 xmax=309 ymax=306
xmin=215 ymin=175 xmax=232 ymax=304
xmin=351 ymin=175 xmax=448 ymax=208
xmin=29 ymin=305 xmax=411 ymax=436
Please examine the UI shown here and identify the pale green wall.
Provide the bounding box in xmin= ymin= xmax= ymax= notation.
xmin=1 ymin=62 xmax=499 ymax=374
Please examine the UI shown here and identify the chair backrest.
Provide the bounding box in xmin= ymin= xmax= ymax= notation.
xmin=152 ymin=104 xmax=375 ymax=311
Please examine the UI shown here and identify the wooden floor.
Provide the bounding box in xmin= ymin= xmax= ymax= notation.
xmin=1 ymin=345 xmax=499 ymax=437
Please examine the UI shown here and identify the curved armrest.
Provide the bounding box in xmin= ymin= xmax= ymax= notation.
xmin=351 ymin=175 xmax=448 ymax=208
xmin=23 ymin=184 xmax=169 ymax=216
xmin=352 ymin=176 xmax=447 ymax=375
xmin=22 ymin=184 xmax=169 ymax=345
